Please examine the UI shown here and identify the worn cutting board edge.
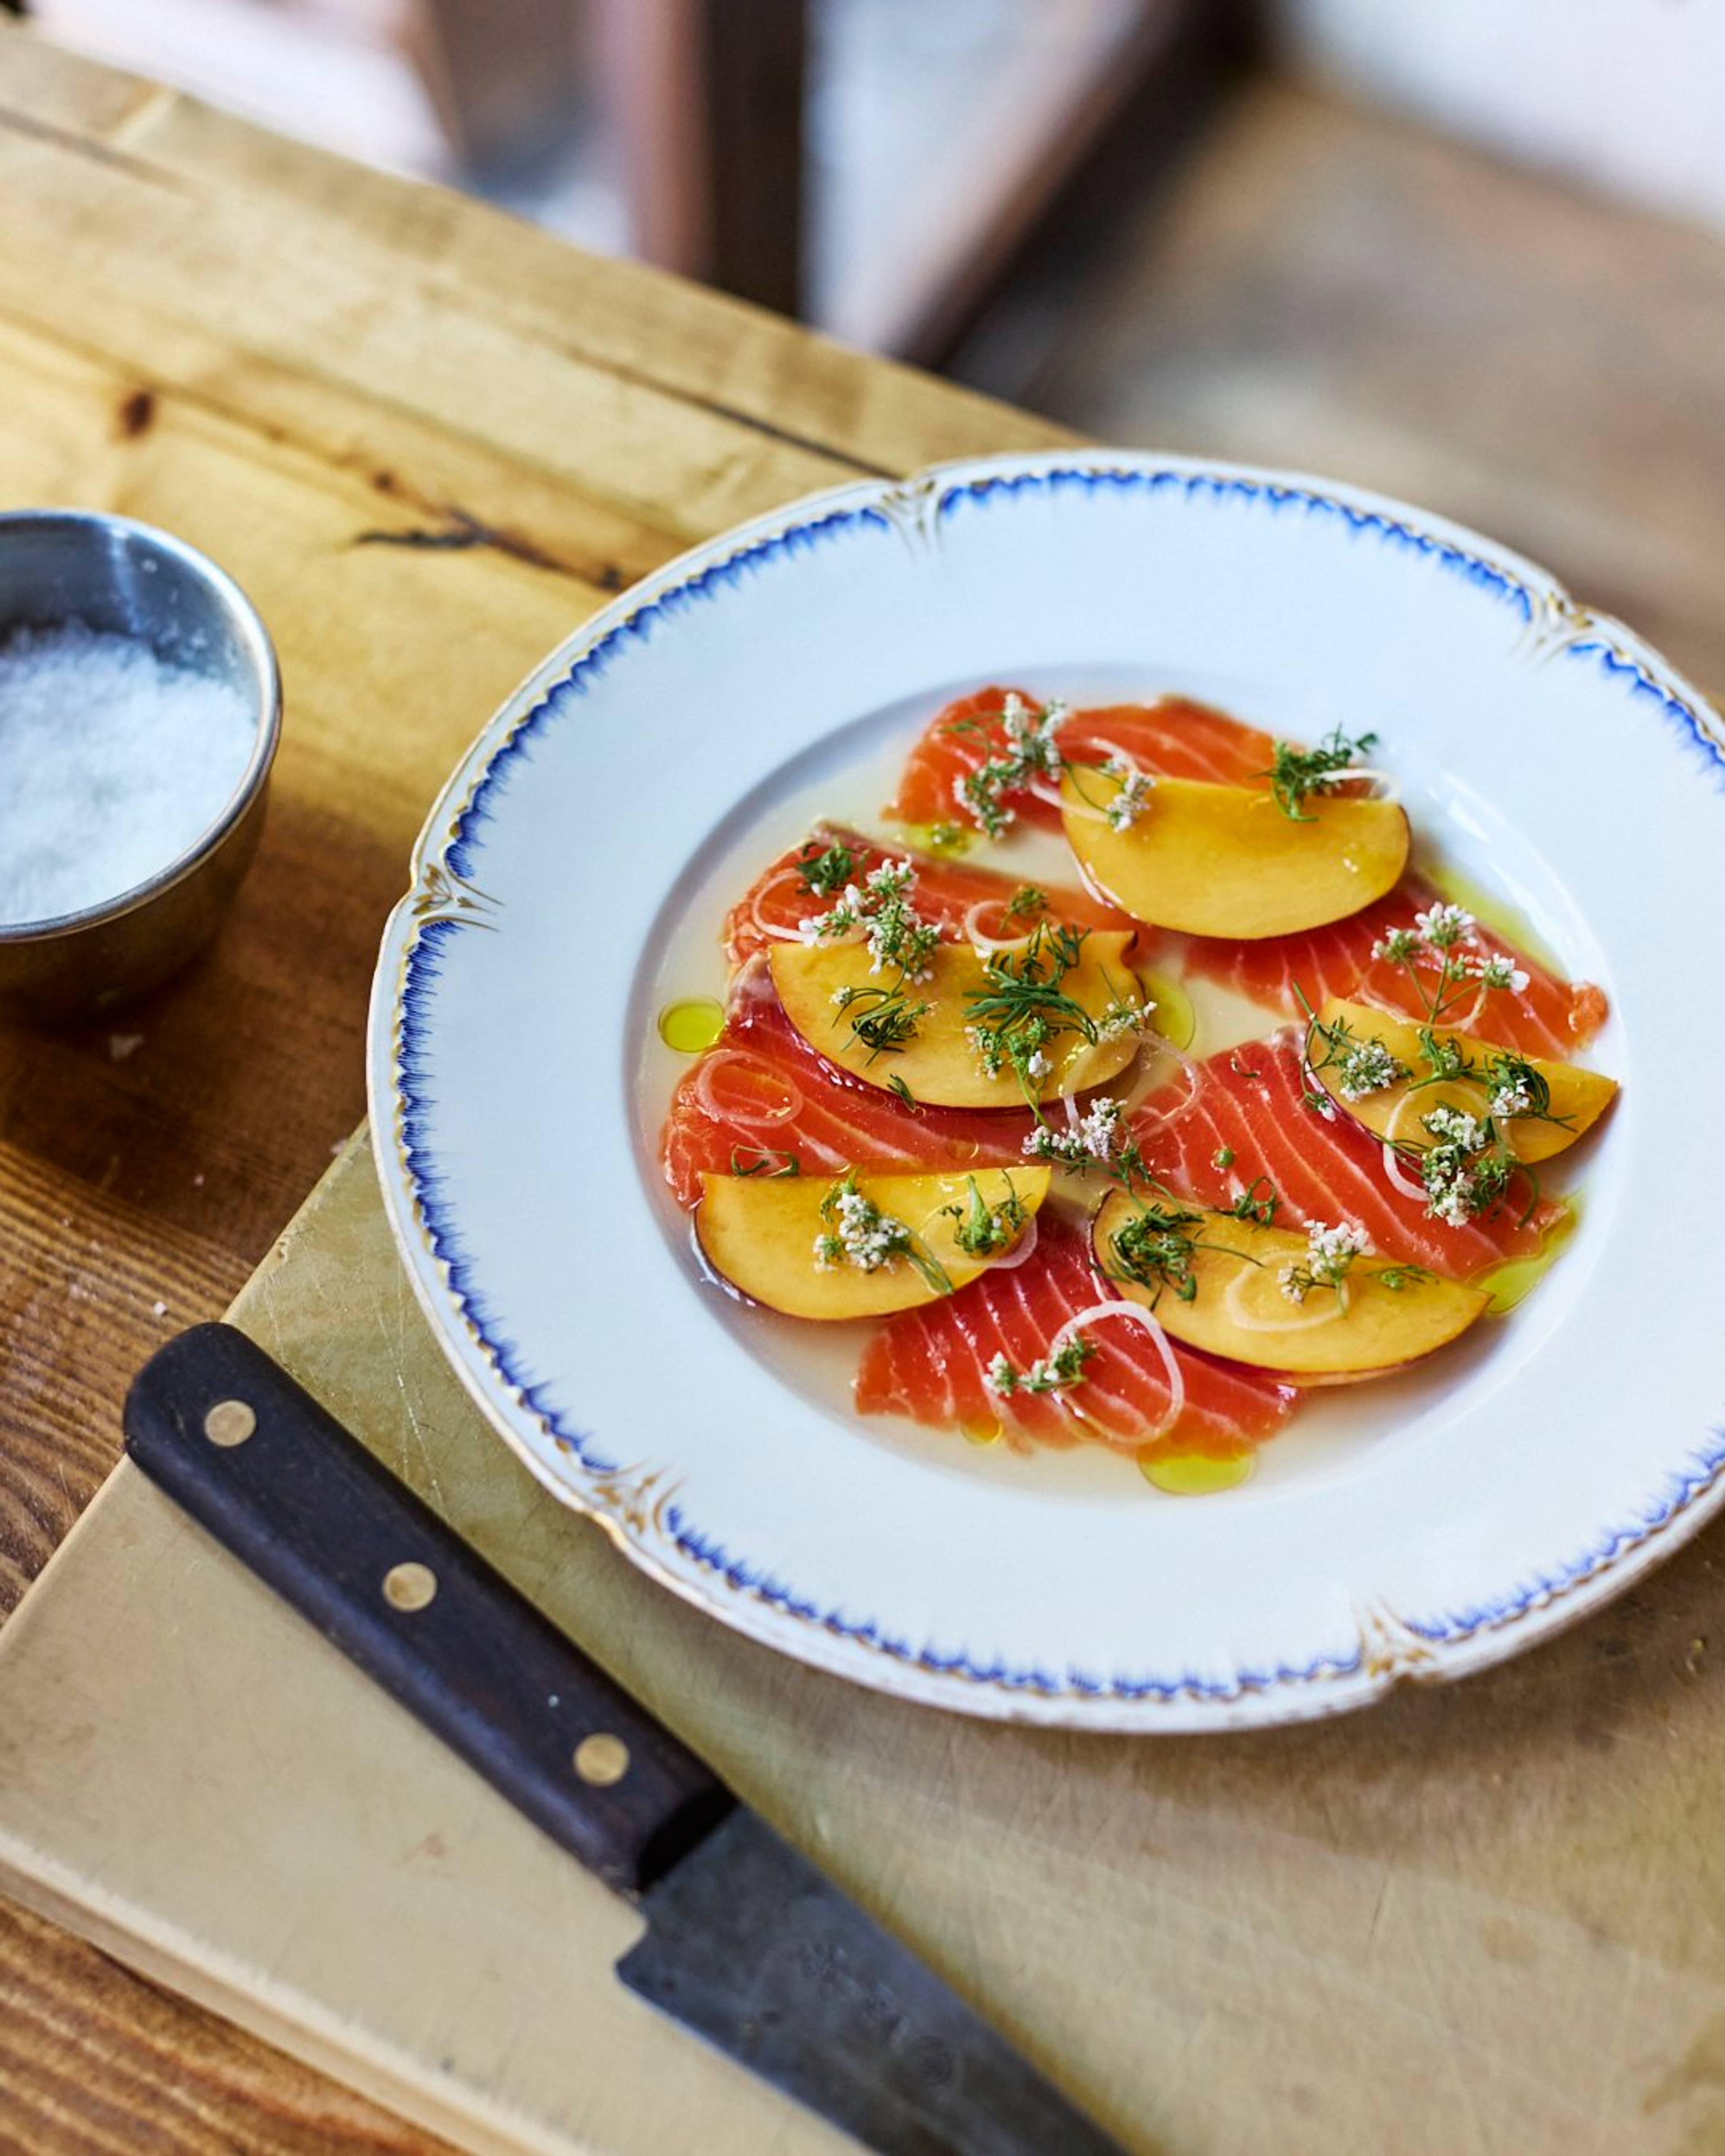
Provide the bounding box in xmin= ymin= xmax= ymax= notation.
xmin=5 ymin=1129 xmax=1725 ymax=2156
xmin=0 ymin=1785 xmax=558 ymax=2156
xmin=0 ymin=1146 xmax=593 ymax=2156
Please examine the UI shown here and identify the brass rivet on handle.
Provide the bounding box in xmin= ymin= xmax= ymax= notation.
xmin=382 ymin=1561 xmax=438 ymax=1612
xmin=574 ymin=1733 xmax=629 ymax=1787
xmin=203 ymin=1398 xmax=256 ymax=1448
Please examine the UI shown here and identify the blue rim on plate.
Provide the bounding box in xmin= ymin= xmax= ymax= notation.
xmin=369 ymin=451 xmax=1725 ymax=1729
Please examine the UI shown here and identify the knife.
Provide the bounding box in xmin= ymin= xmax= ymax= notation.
xmin=123 ymin=1323 xmax=1127 ymax=2156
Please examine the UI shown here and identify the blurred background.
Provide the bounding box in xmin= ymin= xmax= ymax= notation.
xmin=15 ymin=0 xmax=1725 ymax=687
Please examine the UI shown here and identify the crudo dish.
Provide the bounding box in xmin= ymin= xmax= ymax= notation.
xmin=371 ymin=451 xmax=1725 ymax=1730
xmin=657 ymin=684 xmax=1617 ymax=1497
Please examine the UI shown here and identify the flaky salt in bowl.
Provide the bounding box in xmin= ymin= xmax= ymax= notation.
xmin=0 ymin=511 xmax=279 ymax=1019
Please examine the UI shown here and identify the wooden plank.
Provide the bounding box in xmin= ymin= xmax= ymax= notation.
xmin=0 ymin=26 xmax=1070 ymax=489
xmin=0 ymin=1900 xmax=455 ymax=2155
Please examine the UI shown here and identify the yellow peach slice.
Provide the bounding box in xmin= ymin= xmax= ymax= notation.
xmin=1092 ymin=1191 xmax=1488 ymax=1375
xmin=768 ymin=932 xmax=1144 ymax=1109
xmin=697 ymin=1166 xmax=1050 ymax=1319
xmin=1060 ymin=771 xmax=1408 ymax=938
xmin=1309 ymin=998 xmax=1616 ymax=1165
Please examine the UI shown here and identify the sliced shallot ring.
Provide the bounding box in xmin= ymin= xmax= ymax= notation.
xmin=1380 ymin=1140 xmax=1427 ymax=1200
xmin=1222 ymin=1264 xmax=1345 ymax=1333
xmin=1382 ymin=1079 xmax=1490 ymax=1148
xmin=1452 ymin=984 xmax=1492 ymax=1031
xmin=1029 ymin=775 xmax=1114 ymax=824
xmin=693 ymin=1050 xmax=803 ymax=1128
xmin=1048 ymin=1299 xmax=1185 ymax=1444
xmin=988 ymin=1211 xmax=1040 ymax=1272
xmin=744 ymin=866 xmax=820 ymax=944
xmin=960 ymin=900 xmax=1032 ymax=953
xmin=1140 ymin=1037 xmax=1203 ymax=1127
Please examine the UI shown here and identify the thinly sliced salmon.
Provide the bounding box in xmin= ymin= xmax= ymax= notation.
xmin=725 ymin=822 xmax=1135 ymax=970
xmin=887 ymin=688 xmax=1277 ymax=834
xmin=855 ymin=1211 xmax=1297 ymax=1451
xmin=661 ymin=960 xmax=1035 ymax=1209
xmin=1132 ymin=1029 xmax=1556 ymax=1277
xmin=1184 ymin=872 xmax=1608 ymax=1058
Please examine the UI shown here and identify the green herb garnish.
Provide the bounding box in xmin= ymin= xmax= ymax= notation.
xmin=813 ymin=1169 xmax=951 ymax=1294
xmin=795 ymin=839 xmax=856 ymax=897
xmin=729 ymin=1145 xmax=799 ymax=1178
xmin=941 ymin=1174 xmax=1028 ymax=1259
xmin=1229 ymin=1175 xmax=1281 ymax=1226
xmin=832 ymin=983 xmax=930 ymax=1061
xmin=964 ymin=923 xmax=1101 ymax=1100
xmin=1105 ymin=1201 xmax=1212 ymax=1305
xmin=1259 ymin=727 xmax=1378 ymax=822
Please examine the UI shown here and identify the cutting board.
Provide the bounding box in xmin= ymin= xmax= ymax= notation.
xmin=3 ymin=1134 xmax=1725 ymax=2155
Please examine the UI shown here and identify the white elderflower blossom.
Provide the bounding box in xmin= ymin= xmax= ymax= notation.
xmin=1332 ymin=1035 xmax=1408 ymax=1100
xmin=1023 ymin=1094 xmax=1123 ymax=1169
xmin=986 ymin=1334 xmax=1094 ymax=1397
xmin=1280 ymin=1219 xmax=1371 ymax=1304
xmin=813 ymin=1184 xmax=912 ymax=1273
xmin=1102 ymin=758 xmax=1154 ymax=831
xmin=1413 ymin=901 xmax=1473 ymax=949
xmin=1097 ymin=996 xmax=1150 ymax=1043
xmin=1417 ymin=1104 xmax=1513 ymax=1227
xmin=1423 ymin=1104 xmax=1485 ymax=1152
xmin=1469 ymin=952 xmax=1530 ymax=994
xmin=1372 ymin=926 xmax=1420 ymax=964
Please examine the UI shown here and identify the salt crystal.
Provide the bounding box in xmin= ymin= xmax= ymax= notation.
xmin=0 ymin=622 xmax=256 ymax=927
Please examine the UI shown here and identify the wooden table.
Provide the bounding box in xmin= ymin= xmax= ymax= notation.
xmin=0 ymin=29 xmax=1067 ymax=2147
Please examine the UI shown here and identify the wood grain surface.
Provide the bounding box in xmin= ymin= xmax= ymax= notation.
xmin=0 ymin=26 xmax=1061 ymax=2148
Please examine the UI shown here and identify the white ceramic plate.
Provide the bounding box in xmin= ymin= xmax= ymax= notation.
xmin=368 ymin=450 xmax=1725 ymax=1731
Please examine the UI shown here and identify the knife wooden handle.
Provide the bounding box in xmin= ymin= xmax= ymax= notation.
xmin=123 ymin=1322 xmax=734 ymax=1896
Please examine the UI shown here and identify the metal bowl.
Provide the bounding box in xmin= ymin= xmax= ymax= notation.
xmin=0 ymin=510 xmax=281 ymax=1021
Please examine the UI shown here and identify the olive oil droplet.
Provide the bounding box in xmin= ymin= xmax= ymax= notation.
xmin=915 ymin=822 xmax=976 ymax=859
xmin=1138 ymin=1437 xmax=1256 ymax=1495
xmin=1137 ymin=970 xmax=1198 ymax=1052
xmin=962 ymin=1414 xmax=1004 ymax=1447
xmin=1474 ymin=1198 xmax=1579 ymax=1314
xmin=1425 ymin=864 xmax=1564 ymax=976
xmin=659 ymin=998 xmax=724 ymax=1053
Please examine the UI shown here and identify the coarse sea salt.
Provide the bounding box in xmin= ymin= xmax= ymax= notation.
xmin=0 ymin=622 xmax=257 ymax=927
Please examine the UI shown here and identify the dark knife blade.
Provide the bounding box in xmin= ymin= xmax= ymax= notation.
xmin=619 ymin=1808 xmax=1124 ymax=2155
xmin=123 ymin=1324 xmax=1126 ymax=2156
